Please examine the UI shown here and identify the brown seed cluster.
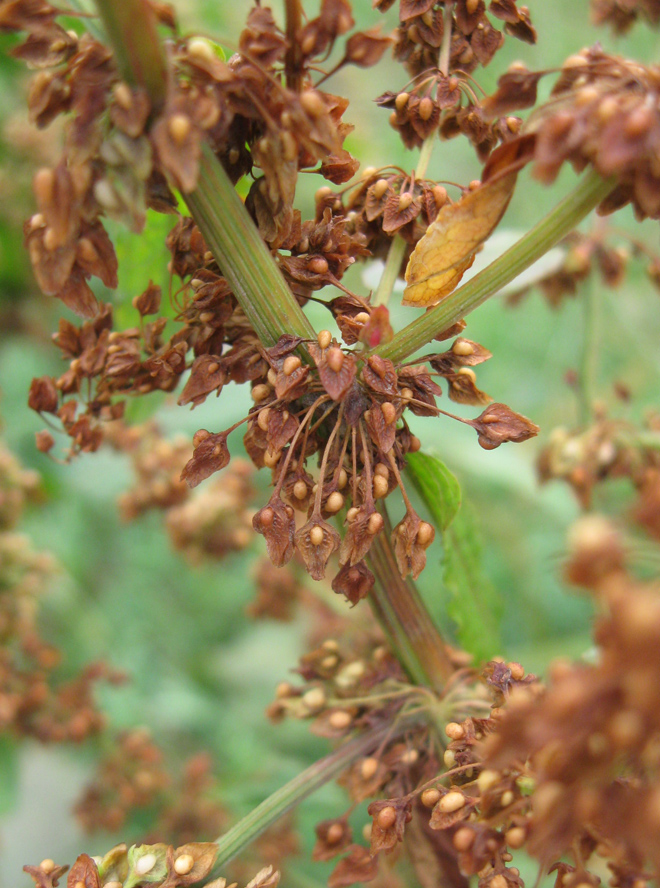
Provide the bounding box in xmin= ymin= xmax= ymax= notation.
xmin=591 ymin=0 xmax=660 ymax=33
xmin=537 ymin=406 xmax=660 ymax=510
xmin=177 ymin=329 xmax=536 ymax=594
xmin=75 ymin=730 xmax=227 ymax=845
xmin=373 ymin=0 xmax=536 ymax=79
xmin=271 ymin=638 xmax=547 ymax=887
xmin=485 ymin=517 xmax=660 ymax=880
xmin=0 ymin=432 xmax=123 ymax=742
xmin=484 ymin=47 xmax=660 ymax=219
xmin=107 ymin=421 xmax=255 ymax=563
xmin=23 ymin=843 xmax=273 ymax=888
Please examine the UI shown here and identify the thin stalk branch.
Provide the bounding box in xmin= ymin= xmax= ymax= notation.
xmin=94 ymin=0 xmax=315 ymax=348
xmin=284 ymin=0 xmax=303 ymax=91
xmin=209 ymin=721 xmax=407 ymax=874
xmin=372 ymin=4 xmax=451 ymax=309
xmin=376 ymin=169 xmax=616 ymax=365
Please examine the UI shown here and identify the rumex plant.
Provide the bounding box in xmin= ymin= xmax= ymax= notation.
xmin=4 ymin=0 xmax=660 ymax=886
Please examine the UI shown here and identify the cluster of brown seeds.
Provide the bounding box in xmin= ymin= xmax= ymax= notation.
xmin=486 ymin=516 xmax=660 ymax=880
xmin=373 ymin=0 xmax=536 ymax=79
xmin=23 ymin=843 xmax=268 ymax=888
xmin=590 ymin=0 xmax=660 ymax=33
xmin=178 ymin=328 xmax=537 ymax=597
xmin=75 ymin=730 xmax=227 ymax=845
xmin=0 ymin=430 xmax=124 ymax=742
xmin=269 ymin=632 xmax=549 ymax=888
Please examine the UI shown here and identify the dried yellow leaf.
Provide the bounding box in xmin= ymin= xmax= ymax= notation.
xmin=403 ymin=171 xmax=518 ymax=307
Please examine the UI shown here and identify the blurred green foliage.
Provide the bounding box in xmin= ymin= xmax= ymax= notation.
xmin=1 ymin=1 xmax=660 ymax=886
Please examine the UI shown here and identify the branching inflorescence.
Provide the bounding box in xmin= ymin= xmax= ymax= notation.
xmin=5 ymin=0 xmax=660 ymax=886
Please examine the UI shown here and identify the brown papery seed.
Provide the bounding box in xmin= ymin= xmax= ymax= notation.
xmin=374 ymin=463 xmax=389 ymax=479
xmin=346 ymin=506 xmax=359 ymax=522
xmin=409 ymin=435 xmax=421 ymax=453
xmin=421 ymin=787 xmax=441 ymax=808
xmin=326 ymin=347 xmax=344 ymax=373
xmin=317 ymin=329 xmax=332 ymax=349
xmin=373 ymin=178 xmax=389 ymax=199
xmin=326 ymin=823 xmax=345 ymax=844
xmin=373 ymin=475 xmax=389 ymax=499
xmin=439 ymin=791 xmax=465 ymax=813
xmin=376 ymin=806 xmax=397 ymax=829
xmin=452 ymin=827 xmax=474 ymax=851
xmin=293 ymin=480 xmax=308 ymax=500
xmin=419 ymin=97 xmax=434 ymax=121
xmin=174 ymin=855 xmax=195 ymax=876
xmin=417 ymin=522 xmax=434 ymax=547
xmin=310 ymin=525 xmax=324 ymax=546
xmin=368 ymin=512 xmax=384 ymax=534
xmin=381 ymin=402 xmax=397 ymax=424
xmin=39 ymin=861 xmax=56 ymax=874
xmin=257 ymin=408 xmax=270 ymax=432
xmin=445 ymin=722 xmax=465 ymax=740
xmin=325 ymin=492 xmax=344 ymax=513
xmin=168 ymin=113 xmax=191 ymax=144
xmin=398 ymin=192 xmax=413 ymax=211
xmin=283 ymin=355 xmax=301 ymax=376
xmin=337 ymin=468 xmax=348 ymax=489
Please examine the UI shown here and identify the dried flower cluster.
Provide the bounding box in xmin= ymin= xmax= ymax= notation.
xmin=590 ymin=0 xmax=660 ymax=32
xmin=0 ymin=431 xmax=123 ymax=741
xmin=23 ymin=844 xmax=277 ymax=888
xmin=75 ymin=729 xmax=227 ymax=845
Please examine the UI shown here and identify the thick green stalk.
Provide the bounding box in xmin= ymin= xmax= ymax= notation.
xmin=94 ymin=0 xmax=315 ymax=348
xmin=95 ymin=0 xmax=167 ymax=111
xmin=187 ymin=146 xmax=315 ymax=347
xmin=368 ymin=525 xmax=453 ymax=692
xmin=377 ymin=169 xmax=616 ymax=364
xmin=209 ymin=721 xmax=400 ymax=873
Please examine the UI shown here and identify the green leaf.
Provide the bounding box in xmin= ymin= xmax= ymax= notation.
xmin=444 ymin=503 xmax=502 ymax=663
xmin=0 ymin=734 xmax=18 ymax=815
xmin=406 ymin=451 xmax=461 ymax=531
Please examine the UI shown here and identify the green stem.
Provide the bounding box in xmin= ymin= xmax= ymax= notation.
xmin=209 ymin=721 xmax=402 ymax=873
xmin=367 ymin=518 xmax=453 ymax=693
xmin=376 ymin=169 xmax=615 ymax=365
xmin=95 ymin=0 xmax=167 ymax=111
xmin=188 ymin=146 xmax=315 ymax=347
xmin=578 ymin=274 xmax=599 ymax=427
xmin=94 ymin=0 xmax=315 ymax=349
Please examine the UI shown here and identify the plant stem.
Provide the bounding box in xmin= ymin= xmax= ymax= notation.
xmin=578 ymin=274 xmax=599 ymax=427
xmin=284 ymin=0 xmax=303 ymax=91
xmin=209 ymin=721 xmax=404 ymax=873
xmin=188 ymin=146 xmax=316 ymax=347
xmin=94 ymin=0 xmax=315 ymax=349
xmin=367 ymin=514 xmax=453 ymax=692
xmin=376 ymin=169 xmax=615 ymax=365
xmin=95 ymin=0 xmax=167 ymax=111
